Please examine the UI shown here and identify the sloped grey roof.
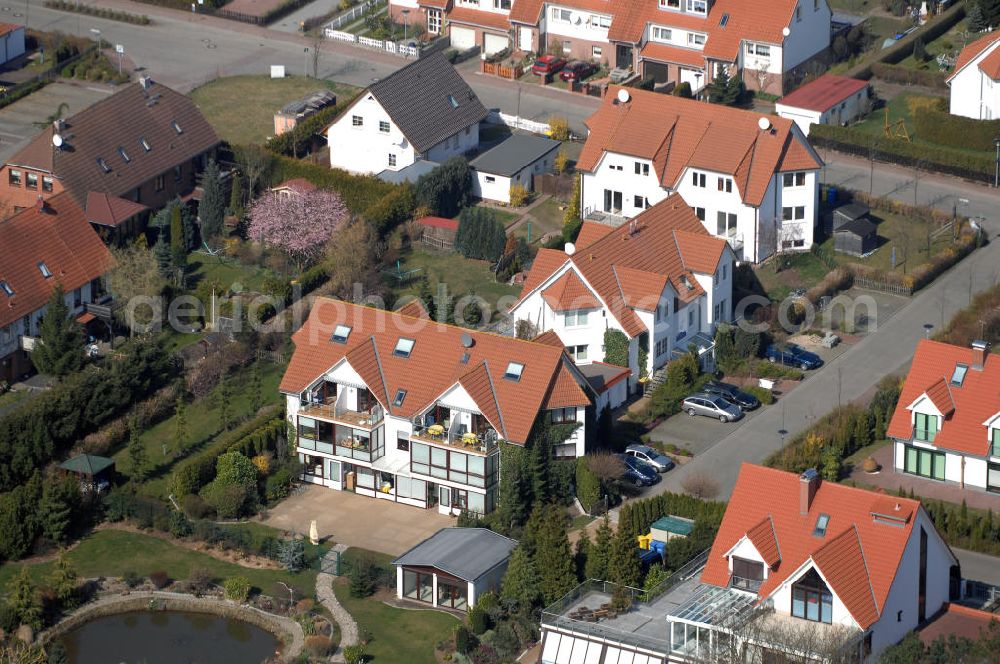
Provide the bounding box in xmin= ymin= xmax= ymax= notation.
xmin=471 ymin=134 xmax=561 ymax=177
xmin=393 ymin=528 xmax=517 ymax=581
xmin=368 ymin=53 xmax=488 ymax=153
xmin=378 ymin=159 xmax=439 ymax=184
xmin=835 ymin=217 xmax=877 ymax=237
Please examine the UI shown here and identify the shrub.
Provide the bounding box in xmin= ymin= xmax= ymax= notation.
xmin=553 ymin=150 xmax=569 ymax=175
xmin=305 ymin=635 xmax=332 ymax=657
xmin=455 ymin=624 xmax=474 ymax=654
xmin=414 ymin=156 xmax=472 ymax=217
xmin=455 ymin=207 xmax=507 ymax=262
xmin=744 ymin=386 xmax=774 ymax=405
xmin=509 ymin=183 xmax=530 ymax=207
xmin=343 ymin=645 xmax=366 ymax=664
xmin=468 ymin=605 xmax=489 ymax=635
xmin=122 ymin=570 xmax=142 ymax=588
xmin=186 ymin=568 xmax=214 ymax=594
xmin=149 ymin=571 xmax=170 ymax=589
xmin=348 ymin=555 xmax=380 ymax=597
xmin=200 ymin=482 xmax=250 ymax=519
xmin=182 ymin=494 xmax=214 ymax=520
xmin=681 ymin=473 xmax=720 ymax=500
xmin=224 ymin=576 xmax=251 ymax=602
xmin=265 ymin=467 xmax=294 ymax=502
xmin=168 ymin=510 xmax=193 ymax=538
xmin=575 ymin=458 xmax=601 ymax=513
xmin=548 ymin=116 xmax=570 ymax=141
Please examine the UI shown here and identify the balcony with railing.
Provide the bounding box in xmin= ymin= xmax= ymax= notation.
xmin=300 ymin=401 xmax=384 ymax=430
xmin=410 ymin=422 xmax=499 ymax=455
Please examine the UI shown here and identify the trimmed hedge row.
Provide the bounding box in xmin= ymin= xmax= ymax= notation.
xmin=809 ymin=124 xmax=994 ymax=183
xmin=870 ymin=62 xmax=947 ymax=89
xmin=44 ymin=0 xmax=151 ymax=24
xmin=266 ymin=91 xmax=361 ymax=158
xmin=170 ymin=407 xmax=284 ymax=496
xmin=913 ymin=107 xmax=1000 ymax=152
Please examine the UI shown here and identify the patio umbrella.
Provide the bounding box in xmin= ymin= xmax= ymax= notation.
xmin=309 ymin=520 xmax=319 ymax=546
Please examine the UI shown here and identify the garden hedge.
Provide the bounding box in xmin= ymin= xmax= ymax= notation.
xmin=870 ymin=62 xmax=947 ymax=89
xmin=913 ymin=107 xmax=1000 ymax=152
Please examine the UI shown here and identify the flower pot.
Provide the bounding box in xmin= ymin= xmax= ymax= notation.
xmin=862 ymin=456 xmax=880 ymax=473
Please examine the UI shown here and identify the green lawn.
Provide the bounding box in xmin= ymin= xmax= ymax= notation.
xmin=754 ymin=252 xmax=831 ymax=302
xmin=851 ymin=93 xmax=983 ymax=158
xmin=118 ymin=360 xmax=286 ymax=498
xmin=0 ymin=530 xmax=318 ymax=600
xmin=333 ymin=576 xmax=457 ymax=663
xmin=0 ymin=388 xmax=28 ymax=410
xmin=391 ymin=248 xmax=519 ymax=323
xmin=517 ymin=196 xmax=566 ymax=242
xmin=187 ymin=254 xmax=273 ymax=294
xmin=189 ymin=75 xmax=359 ymax=145
xmin=894 ymin=20 xmax=975 ymax=71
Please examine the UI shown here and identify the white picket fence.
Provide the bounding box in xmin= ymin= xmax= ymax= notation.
xmin=325 ymin=0 xmax=383 ymax=30
xmin=323 ymin=28 xmax=419 ymax=57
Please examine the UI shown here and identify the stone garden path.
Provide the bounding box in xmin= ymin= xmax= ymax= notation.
xmin=317 ymin=544 xmax=359 ymax=663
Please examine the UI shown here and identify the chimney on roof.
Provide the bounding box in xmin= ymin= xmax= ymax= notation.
xmin=139 ymin=75 xmax=153 ymax=90
xmin=972 ymin=340 xmax=989 ymax=371
xmin=800 ymin=468 xmax=820 ymax=515
xmin=35 ymin=196 xmax=48 ymax=214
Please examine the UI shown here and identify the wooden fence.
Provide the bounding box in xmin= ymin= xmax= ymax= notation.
xmin=851 ymin=274 xmax=913 ymax=297
xmin=533 ymin=173 xmax=574 ymax=199
xmin=481 ymin=60 xmax=523 ymax=80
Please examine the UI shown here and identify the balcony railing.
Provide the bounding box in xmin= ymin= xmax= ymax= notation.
xmin=731 ymin=575 xmax=763 ymax=592
xmin=300 ymin=402 xmax=384 ymax=429
xmin=411 ymin=423 xmax=499 ymax=455
xmin=914 ymin=428 xmax=937 ymax=443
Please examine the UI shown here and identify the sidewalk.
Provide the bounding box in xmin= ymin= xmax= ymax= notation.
xmin=317 ymin=544 xmax=359 ymax=663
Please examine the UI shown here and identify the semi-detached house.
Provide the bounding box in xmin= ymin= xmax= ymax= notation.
xmin=947 ymin=31 xmax=1000 ymax=120
xmin=510 ymin=194 xmax=735 ymax=397
xmin=392 ymin=0 xmax=831 ymax=95
xmin=540 ymin=464 xmax=959 ymax=663
xmin=279 ymin=298 xmax=595 ymax=515
xmin=887 ymin=339 xmax=1000 ymax=494
xmin=578 ymin=86 xmax=822 ymax=262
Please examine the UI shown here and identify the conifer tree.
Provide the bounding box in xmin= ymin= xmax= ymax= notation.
xmin=607 ymin=524 xmax=641 ymax=588
xmin=585 ymin=516 xmax=613 ymax=581
xmin=500 ymin=545 xmax=542 ymax=611
xmin=199 ymin=158 xmax=225 ymax=240
xmin=48 ymin=550 xmax=78 ymax=607
xmin=535 ymin=506 xmax=578 ymax=604
xmin=170 ymin=203 xmax=187 ymax=270
xmin=219 ymin=374 xmax=233 ymax=431
xmin=6 ymin=567 xmax=41 ymax=629
xmin=39 ymin=477 xmax=76 ymax=546
xmin=31 ymin=285 xmax=84 ymax=378
xmin=127 ymin=416 xmax=148 ymax=482
xmin=172 ymin=396 xmax=188 ymax=452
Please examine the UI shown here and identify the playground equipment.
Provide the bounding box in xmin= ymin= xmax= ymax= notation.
xmin=883 ymin=107 xmax=911 ymax=142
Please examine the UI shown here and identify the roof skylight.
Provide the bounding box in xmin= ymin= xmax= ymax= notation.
xmin=0 ymin=281 xmax=13 ymax=297
xmin=950 ymin=363 xmax=968 ymax=386
xmin=393 ymin=389 xmax=407 ymax=407
xmin=504 ymin=362 xmax=524 ymax=382
xmin=172 ymin=120 xmax=183 ymax=134
xmin=331 ymin=325 xmax=352 ymax=344
xmin=813 ymin=513 xmax=830 ymax=537
xmin=38 ymin=262 xmax=52 ymax=279
xmin=118 ymin=146 xmax=131 ymax=163
xmin=394 ymin=337 xmax=415 ymax=358
xmin=97 ymin=157 xmax=111 ymax=173
xmin=140 ymin=137 xmax=152 ymax=152
xmin=447 ymin=94 xmax=459 ymax=109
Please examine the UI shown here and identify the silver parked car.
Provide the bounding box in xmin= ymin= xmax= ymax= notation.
xmin=624 ymin=444 xmax=675 ymax=472
xmin=682 ymin=393 xmax=744 ymax=423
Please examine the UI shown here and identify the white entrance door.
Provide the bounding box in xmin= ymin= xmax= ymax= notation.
xmin=484 ymin=32 xmax=509 ymax=55
xmin=450 ymin=26 xmax=476 ymax=50
xmin=518 ymin=26 xmax=533 ymax=52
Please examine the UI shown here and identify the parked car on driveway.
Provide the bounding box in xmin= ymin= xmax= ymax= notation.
xmin=531 ymin=55 xmax=567 ymax=76
xmin=559 ymin=60 xmax=597 ymax=82
xmin=702 ymin=380 xmax=760 ymax=411
xmin=618 ymin=454 xmax=661 ymax=487
xmin=681 ymin=393 xmax=744 ymax=423
xmin=764 ymin=343 xmax=823 ymax=370
xmin=624 ymin=444 xmax=675 ymax=472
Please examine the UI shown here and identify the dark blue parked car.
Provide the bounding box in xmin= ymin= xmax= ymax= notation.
xmin=618 ymin=454 xmax=661 ymax=487
xmin=764 ymin=343 xmax=823 ymax=370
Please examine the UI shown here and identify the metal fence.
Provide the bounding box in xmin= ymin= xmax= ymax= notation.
xmin=851 ymin=274 xmax=913 ymax=297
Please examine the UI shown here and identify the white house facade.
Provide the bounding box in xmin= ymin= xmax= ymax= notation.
xmin=577 ymin=86 xmax=822 ymax=262
xmin=775 ymin=74 xmax=873 ymax=134
xmin=325 ymin=53 xmax=487 ymax=176
xmin=280 ymin=299 xmax=594 ymax=515
xmin=510 ymin=195 xmax=735 ymax=396
xmin=888 ymin=339 xmax=1000 ymax=495
xmin=947 ymin=32 xmax=1000 ymax=120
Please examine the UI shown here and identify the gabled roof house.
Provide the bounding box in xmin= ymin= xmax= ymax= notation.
xmin=0 ymin=78 xmax=219 ymax=224
xmin=887 ymin=339 xmax=1000 ymax=494
xmin=0 ymin=193 xmax=113 ymax=383
xmin=947 ymin=31 xmax=1000 ymax=120
xmin=539 ymin=464 xmax=959 ymax=664
xmin=577 ymin=86 xmax=822 ymax=262
xmin=510 ymin=194 xmax=735 ymax=397
xmin=280 ymin=298 xmax=594 ymax=514
xmin=326 ymin=53 xmax=488 ymax=178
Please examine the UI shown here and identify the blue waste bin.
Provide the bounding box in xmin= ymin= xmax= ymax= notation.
xmin=827 ymin=186 xmax=838 ymax=205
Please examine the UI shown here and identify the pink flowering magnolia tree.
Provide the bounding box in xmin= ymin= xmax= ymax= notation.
xmin=247 ymin=188 xmax=349 ymax=269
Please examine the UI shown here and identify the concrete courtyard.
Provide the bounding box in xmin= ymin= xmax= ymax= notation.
xmin=258 ymin=485 xmax=452 ymax=556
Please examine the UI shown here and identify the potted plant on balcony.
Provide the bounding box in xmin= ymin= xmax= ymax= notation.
xmin=862 ymin=456 xmax=881 ymax=474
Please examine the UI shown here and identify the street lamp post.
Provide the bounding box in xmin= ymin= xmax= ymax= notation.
xmin=90 ymin=28 xmax=102 ymax=50
xmin=778 ymin=429 xmax=788 ymax=451
xmin=303 ymin=47 xmax=309 ymax=77
xmin=994 ymin=137 xmax=1000 ymax=188
xmin=923 ymin=323 xmax=933 ymax=339
xmin=401 ymin=9 xmax=410 ymax=41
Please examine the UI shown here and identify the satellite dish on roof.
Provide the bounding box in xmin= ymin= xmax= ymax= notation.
xmin=617 ymin=88 xmax=630 ymax=104
xmin=565 ymin=242 xmax=576 ymax=256
xmin=461 ymin=333 xmax=475 ymax=348
xmin=52 ymin=134 xmax=64 ymax=148
xmin=757 ymin=117 xmax=772 ymax=131
xmin=782 ymin=26 xmax=791 ymax=37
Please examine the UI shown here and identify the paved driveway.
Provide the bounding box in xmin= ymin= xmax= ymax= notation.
xmin=259 ymin=485 xmax=452 ymax=556
xmin=0 ymin=81 xmax=112 ymax=163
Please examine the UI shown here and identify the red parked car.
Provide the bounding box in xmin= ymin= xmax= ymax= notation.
xmin=559 ymin=60 xmax=597 ymax=82
xmin=531 ymin=55 xmax=567 ymax=76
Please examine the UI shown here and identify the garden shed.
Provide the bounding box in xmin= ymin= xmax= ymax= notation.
xmin=834 ymin=217 xmax=878 ymax=256
xmin=831 ymin=202 xmax=870 ymax=232
xmin=60 ymin=453 xmax=115 ymax=490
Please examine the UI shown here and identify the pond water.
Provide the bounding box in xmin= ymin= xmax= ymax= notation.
xmin=59 ymin=610 xmax=281 ymax=664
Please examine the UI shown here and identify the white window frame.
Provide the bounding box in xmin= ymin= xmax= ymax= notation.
xmin=687 ymin=32 xmax=706 ymax=47
xmin=651 ymin=26 xmax=673 ymax=42
xmin=352 ymin=115 xmax=363 ymax=127
xmin=427 ymin=9 xmax=442 ymax=33
xmin=747 ymin=43 xmax=771 ymax=57
xmin=686 ymin=0 xmax=707 ymax=13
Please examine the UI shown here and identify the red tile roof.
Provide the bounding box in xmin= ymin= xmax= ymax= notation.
xmin=574 ymin=221 xmax=614 ymax=250
xmin=532 ymin=330 xmax=565 ymax=348
xmin=979 ymin=45 xmax=1000 ymax=80
xmin=745 ymin=516 xmax=781 ymax=567
xmin=543 ymin=361 xmax=593 ymax=409
xmin=509 ymin=0 xmax=544 ymax=23
xmin=918 ymin=603 xmax=1000 ymax=646
xmin=446 ymin=6 xmax=511 ymax=30
xmin=578 ymin=86 xmax=821 ymax=207
xmin=279 ymin=298 xmax=591 ymax=444
xmin=416 ymin=215 xmax=460 ymax=231
xmin=272 ymin=178 xmax=318 ymax=195
xmin=85 ymin=191 xmax=148 ymax=227
xmin=639 ymin=41 xmax=708 ymax=68
xmin=395 ymin=298 xmax=431 ymax=319
xmin=0 ymin=193 xmax=113 ymax=329
xmin=776 ymin=75 xmax=869 ymax=113
xmin=541 ymin=270 xmax=601 ymax=312
xmin=886 ymin=339 xmax=1000 ymax=456
xmin=516 ymin=194 xmax=727 ymax=336
xmin=702 ymin=464 xmax=934 ymax=630
xmin=948 ymin=31 xmax=1000 ymax=83
xmin=0 ymin=22 xmax=22 ymax=36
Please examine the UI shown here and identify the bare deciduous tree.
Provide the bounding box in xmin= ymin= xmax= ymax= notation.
xmin=587 ymin=452 xmax=626 ymax=485
xmin=681 ymin=472 xmax=720 ymax=500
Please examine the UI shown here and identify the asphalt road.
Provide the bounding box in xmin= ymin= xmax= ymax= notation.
xmin=954 ymin=548 xmax=1000 ymax=587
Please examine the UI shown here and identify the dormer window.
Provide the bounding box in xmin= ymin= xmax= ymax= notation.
xmin=950 ymin=363 xmax=968 ymax=386
xmin=331 ymin=325 xmax=351 ymax=344
xmin=658 ymin=0 xmax=680 ymax=8
xmin=791 ymin=569 xmax=832 ymax=623
xmin=504 ymin=362 xmax=524 ymax=381
xmin=686 ymin=0 xmax=707 ymax=14
xmin=991 ymin=428 xmax=1000 ymax=458
xmin=813 ymin=513 xmax=830 ymax=537
xmin=914 ymin=412 xmax=938 ymax=443
xmin=0 ymin=281 xmax=13 ymax=297
xmin=38 ymin=262 xmax=52 ymax=279
xmin=731 ymin=557 xmax=764 ymax=591
xmin=394 ymin=337 xmax=415 ymax=358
